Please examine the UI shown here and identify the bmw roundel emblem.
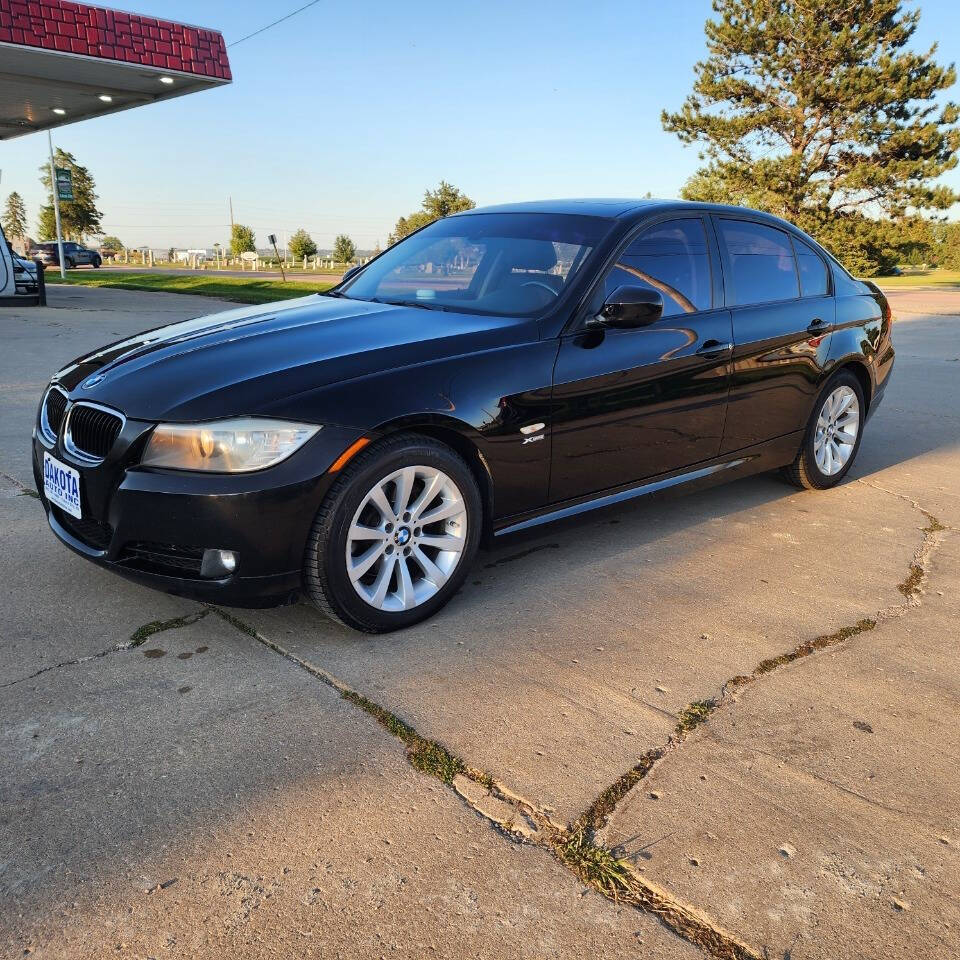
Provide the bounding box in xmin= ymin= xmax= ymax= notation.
xmin=83 ymin=374 xmax=106 ymax=388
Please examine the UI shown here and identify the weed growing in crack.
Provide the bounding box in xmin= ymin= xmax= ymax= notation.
xmin=555 ymin=828 xmax=635 ymax=899
xmin=898 ymin=564 xmax=925 ymax=598
xmin=675 ymin=700 xmax=716 ymax=737
xmin=128 ymin=610 xmax=208 ymax=648
xmin=755 ymin=618 xmax=876 ymax=674
xmin=17 ymin=488 xmax=40 ymax=499
xmin=341 ymin=690 xmax=464 ymax=784
xmin=579 ymin=749 xmax=664 ymax=834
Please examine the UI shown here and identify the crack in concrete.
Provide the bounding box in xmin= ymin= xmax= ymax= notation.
xmin=210 ymin=604 xmax=762 ymax=960
xmin=203 ymin=484 xmax=948 ymax=960
xmin=583 ymin=485 xmax=948 ymax=837
xmin=1 ymin=610 xmax=208 ymax=688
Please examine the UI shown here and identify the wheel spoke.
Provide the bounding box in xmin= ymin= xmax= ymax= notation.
xmin=368 ymin=483 xmax=395 ymax=521
xmin=368 ymin=554 xmax=396 ymax=607
xmin=835 ymin=427 xmax=857 ymax=444
xmin=349 ymin=523 xmax=388 ymax=542
xmin=349 ymin=542 xmax=385 ymax=582
xmin=409 ymin=471 xmax=443 ymax=518
xmin=396 ymin=556 xmax=415 ymax=609
xmin=417 ymin=499 xmax=462 ymax=526
xmin=392 ymin=467 xmax=417 ymax=516
xmin=834 ymin=391 xmax=855 ymax=417
xmin=413 ymin=546 xmax=447 ymax=588
xmin=419 ymin=533 xmax=464 ymax=553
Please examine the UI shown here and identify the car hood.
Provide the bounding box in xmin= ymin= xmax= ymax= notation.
xmin=54 ymin=294 xmax=535 ymax=423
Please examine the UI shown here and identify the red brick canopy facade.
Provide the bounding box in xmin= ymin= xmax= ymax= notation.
xmin=0 ymin=0 xmax=231 ymax=81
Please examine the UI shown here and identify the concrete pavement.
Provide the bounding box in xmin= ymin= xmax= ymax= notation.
xmin=2 ymin=284 xmax=958 ymax=959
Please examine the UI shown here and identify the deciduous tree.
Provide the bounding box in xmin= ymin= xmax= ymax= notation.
xmin=389 ymin=181 xmax=475 ymax=245
xmin=230 ymin=223 xmax=256 ymax=257
xmin=333 ymin=234 xmax=356 ymax=264
xmin=289 ymin=228 xmax=317 ymax=260
xmin=37 ymin=148 xmax=103 ymax=241
xmin=663 ymin=0 xmax=959 ymax=275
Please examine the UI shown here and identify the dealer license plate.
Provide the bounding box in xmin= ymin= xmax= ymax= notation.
xmin=43 ymin=452 xmax=82 ymax=519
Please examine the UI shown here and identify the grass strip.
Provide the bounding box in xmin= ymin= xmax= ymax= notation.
xmin=46 ymin=271 xmax=334 ymax=304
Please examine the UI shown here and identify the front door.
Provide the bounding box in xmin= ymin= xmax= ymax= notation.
xmin=549 ymin=216 xmax=732 ymax=504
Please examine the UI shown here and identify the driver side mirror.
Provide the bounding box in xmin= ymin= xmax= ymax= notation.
xmin=341 ymin=264 xmax=363 ymax=283
xmin=591 ymin=285 xmax=663 ymax=329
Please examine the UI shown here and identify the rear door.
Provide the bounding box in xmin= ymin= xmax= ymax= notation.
xmin=712 ymin=217 xmax=835 ymax=453
xmin=549 ymin=215 xmax=732 ymax=503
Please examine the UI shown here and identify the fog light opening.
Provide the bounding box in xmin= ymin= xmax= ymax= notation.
xmin=200 ymin=549 xmax=238 ymax=578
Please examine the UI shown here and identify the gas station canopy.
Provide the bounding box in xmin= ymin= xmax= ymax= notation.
xmin=0 ymin=0 xmax=231 ymax=140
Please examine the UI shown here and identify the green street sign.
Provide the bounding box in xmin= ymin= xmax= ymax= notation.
xmin=55 ymin=167 xmax=73 ymax=202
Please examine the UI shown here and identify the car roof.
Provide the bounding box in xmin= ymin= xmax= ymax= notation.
xmin=460 ymin=198 xmax=667 ymax=218
xmin=458 ymin=198 xmax=807 ymax=232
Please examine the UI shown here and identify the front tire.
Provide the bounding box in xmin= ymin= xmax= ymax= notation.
xmin=303 ymin=434 xmax=481 ymax=632
xmin=782 ymin=370 xmax=865 ymax=490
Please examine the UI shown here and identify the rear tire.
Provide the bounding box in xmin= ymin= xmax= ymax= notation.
xmin=782 ymin=369 xmax=865 ymax=490
xmin=303 ymin=434 xmax=481 ymax=633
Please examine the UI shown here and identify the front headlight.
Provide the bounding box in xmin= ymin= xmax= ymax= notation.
xmin=141 ymin=417 xmax=320 ymax=473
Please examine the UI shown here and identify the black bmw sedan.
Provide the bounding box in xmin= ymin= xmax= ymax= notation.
xmin=33 ymin=199 xmax=894 ymax=632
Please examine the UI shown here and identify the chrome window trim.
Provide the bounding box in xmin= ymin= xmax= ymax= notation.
xmin=62 ymin=400 xmax=126 ymax=465
xmin=38 ymin=384 xmax=69 ymax=448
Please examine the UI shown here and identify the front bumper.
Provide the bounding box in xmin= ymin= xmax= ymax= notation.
xmin=32 ymin=420 xmax=364 ymax=607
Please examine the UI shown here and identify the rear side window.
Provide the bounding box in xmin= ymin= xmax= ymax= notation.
xmin=794 ymin=239 xmax=829 ymax=297
xmin=602 ymin=218 xmax=712 ymax=317
xmin=717 ymin=219 xmax=799 ymax=305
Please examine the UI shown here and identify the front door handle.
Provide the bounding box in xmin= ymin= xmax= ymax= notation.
xmin=696 ymin=339 xmax=733 ymax=357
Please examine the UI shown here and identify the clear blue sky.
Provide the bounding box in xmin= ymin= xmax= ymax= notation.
xmin=2 ymin=0 xmax=959 ymax=250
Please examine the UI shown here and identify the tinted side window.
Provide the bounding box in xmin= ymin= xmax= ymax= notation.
xmin=602 ymin=218 xmax=712 ymax=317
xmin=717 ymin=219 xmax=799 ymax=305
xmin=794 ymin=239 xmax=829 ymax=297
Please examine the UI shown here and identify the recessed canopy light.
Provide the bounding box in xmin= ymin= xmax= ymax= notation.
xmin=98 ymin=94 xmax=113 ymax=103
xmin=52 ymin=107 xmax=66 ymax=115
xmin=159 ymin=76 xmax=174 ymax=85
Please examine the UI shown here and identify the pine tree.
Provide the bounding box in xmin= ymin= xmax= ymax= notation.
xmin=2 ymin=191 xmax=28 ymax=242
xmin=663 ymin=0 xmax=959 ymax=275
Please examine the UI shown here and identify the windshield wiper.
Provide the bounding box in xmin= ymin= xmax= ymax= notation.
xmin=323 ymin=290 xmax=348 ymax=299
xmin=369 ymin=297 xmax=448 ymax=311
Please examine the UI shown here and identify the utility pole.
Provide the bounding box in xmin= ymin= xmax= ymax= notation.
xmin=47 ymin=130 xmax=66 ymax=280
xmin=229 ymin=196 xmax=234 ymax=230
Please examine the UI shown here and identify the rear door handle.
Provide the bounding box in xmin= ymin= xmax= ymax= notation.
xmin=696 ymin=339 xmax=733 ymax=357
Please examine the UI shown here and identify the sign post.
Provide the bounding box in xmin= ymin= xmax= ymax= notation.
xmin=268 ymin=233 xmax=286 ymax=282
xmin=47 ymin=131 xmax=67 ymax=280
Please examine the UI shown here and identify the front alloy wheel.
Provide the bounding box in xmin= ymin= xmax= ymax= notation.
xmin=346 ymin=466 xmax=468 ymax=612
xmin=304 ymin=435 xmax=481 ymax=632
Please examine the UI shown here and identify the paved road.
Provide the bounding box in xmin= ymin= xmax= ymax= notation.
xmin=1 ymin=285 xmax=958 ymax=959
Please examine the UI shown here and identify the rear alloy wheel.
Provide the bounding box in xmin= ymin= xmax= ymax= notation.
xmin=783 ymin=370 xmax=865 ymax=490
xmin=303 ymin=435 xmax=481 ymax=632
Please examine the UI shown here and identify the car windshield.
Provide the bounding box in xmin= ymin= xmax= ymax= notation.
xmin=339 ymin=212 xmax=613 ymax=317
